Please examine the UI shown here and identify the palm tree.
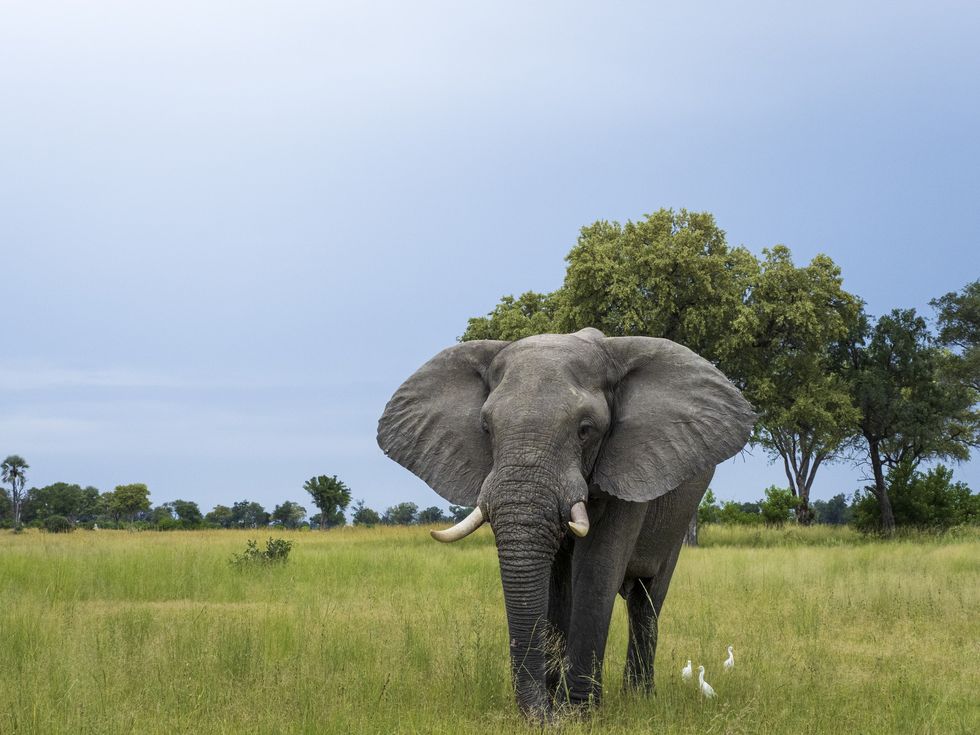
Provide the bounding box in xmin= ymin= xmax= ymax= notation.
xmin=1 ymin=455 xmax=30 ymax=526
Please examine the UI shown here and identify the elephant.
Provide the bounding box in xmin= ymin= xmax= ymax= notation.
xmin=377 ymin=328 xmax=755 ymax=721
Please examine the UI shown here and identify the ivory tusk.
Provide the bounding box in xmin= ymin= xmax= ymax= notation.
xmin=568 ymin=501 xmax=590 ymax=538
xmin=430 ymin=506 xmax=485 ymax=543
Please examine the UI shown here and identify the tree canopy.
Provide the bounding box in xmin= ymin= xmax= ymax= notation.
xmin=843 ymin=308 xmax=978 ymax=533
xmin=303 ymin=475 xmax=352 ymax=529
xmin=105 ymin=484 xmax=151 ymax=523
xmin=462 ymin=209 xmax=860 ymax=517
xmin=272 ymin=501 xmax=307 ymax=529
xmin=735 ymin=246 xmax=862 ymax=522
xmin=931 ymin=279 xmax=980 ymax=394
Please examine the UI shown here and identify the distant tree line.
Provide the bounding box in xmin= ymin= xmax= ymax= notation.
xmin=697 ymin=474 xmax=980 ymax=532
xmin=0 ymin=462 xmax=474 ymax=532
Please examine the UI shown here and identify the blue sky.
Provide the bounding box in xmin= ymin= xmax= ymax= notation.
xmin=2 ymin=1 xmax=978 ymax=516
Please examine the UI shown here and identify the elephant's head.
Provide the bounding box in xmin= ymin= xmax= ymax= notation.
xmin=377 ymin=328 xmax=754 ymax=716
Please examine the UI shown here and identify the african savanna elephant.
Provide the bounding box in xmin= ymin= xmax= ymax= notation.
xmin=377 ymin=328 xmax=754 ymax=721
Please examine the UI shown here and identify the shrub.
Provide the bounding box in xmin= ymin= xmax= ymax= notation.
xmin=760 ymin=486 xmax=801 ymax=527
xmin=230 ymin=537 xmax=294 ymax=567
xmin=351 ymin=500 xmax=381 ymax=527
xmin=852 ymin=462 xmax=979 ymax=533
xmin=717 ymin=500 xmax=763 ymax=525
xmin=44 ymin=515 xmax=74 ymax=533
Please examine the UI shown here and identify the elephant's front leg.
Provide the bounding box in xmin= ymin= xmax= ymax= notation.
xmin=564 ymin=499 xmax=647 ymax=709
xmin=546 ymin=538 xmax=574 ymax=701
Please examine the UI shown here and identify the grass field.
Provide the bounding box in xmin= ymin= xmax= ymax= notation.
xmin=1 ymin=525 xmax=977 ymax=734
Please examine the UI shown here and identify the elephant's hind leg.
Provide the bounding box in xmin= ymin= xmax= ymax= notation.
xmin=623 ymin=542 xmax=682 ymax=693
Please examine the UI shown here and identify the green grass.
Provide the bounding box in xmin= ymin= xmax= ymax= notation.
xmin=0 ymin=526 xmax=977 ymax=734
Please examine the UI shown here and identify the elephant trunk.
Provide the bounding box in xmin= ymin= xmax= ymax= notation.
xmin=487 ymin=475 xmax=564 ymax=720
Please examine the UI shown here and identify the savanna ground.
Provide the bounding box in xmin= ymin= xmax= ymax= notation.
xmin=1 ymin=525 xmax=977 ymax=734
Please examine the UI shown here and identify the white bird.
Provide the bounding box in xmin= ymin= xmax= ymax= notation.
xmin=723 ymin=645 xmax=734 ymax=672
xmin=697 ymin=665 xmax=717 ymax=699
xmin=681 ymin=660 xmax=693 ymax=681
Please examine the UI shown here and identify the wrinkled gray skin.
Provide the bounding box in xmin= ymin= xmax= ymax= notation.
xmin=378 ymin=328 xmax=754 ymax=721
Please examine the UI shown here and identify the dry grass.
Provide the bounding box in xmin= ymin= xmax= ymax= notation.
xmin=0 ymin=526 xmax=977 ymax=734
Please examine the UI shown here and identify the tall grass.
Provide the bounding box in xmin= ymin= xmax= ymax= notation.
xmin=0 ymin=526 xmax=976 ymax=734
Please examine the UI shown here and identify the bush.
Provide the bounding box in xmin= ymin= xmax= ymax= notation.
xmin=760 ymin=486 xmax=801 ymax=527
xmin=351 ymin=500 xmax=381 ymax=527
xmin=382 ymin=502 xmax=418 ymax=525
xmin=717 ymin=500 xmax=763 ymax=525
xmin=852 ymin=462 xmax=979 ymax=533
xmin=230 ymin=537 xmax=294 ymax=567
xmin=44 ymin=515 xmax=74 ymax=533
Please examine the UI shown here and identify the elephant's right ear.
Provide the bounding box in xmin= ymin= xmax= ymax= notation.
xmin=377 ymin=341 xmax=509 ymax=506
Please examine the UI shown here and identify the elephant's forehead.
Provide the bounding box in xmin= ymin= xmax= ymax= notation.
xmin=490 ymin=336 xmax=607 ymax=388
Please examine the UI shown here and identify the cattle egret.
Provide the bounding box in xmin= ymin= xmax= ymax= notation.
xmin=723 ymin=645 xmax=734 ymax=672
xmin=681 ymin=660 xmax=693 ymax=681
xmin=697 ymin=666 xmax=716 ymax=698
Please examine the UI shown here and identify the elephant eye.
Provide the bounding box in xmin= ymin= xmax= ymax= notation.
xmin=578 ymin=421 xmax=593 ymax=440
xmin=481 ymin=417 xmax=490 ymax=434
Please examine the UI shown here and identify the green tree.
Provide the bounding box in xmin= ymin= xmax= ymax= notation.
xmin=148 ymin=505 xmax=176 ymax=527
xmin=461 ymin=208 xmax=870 ymax=521
xmin=351 ymin=499 xmax=381 ymax=526
xmin=758 ymin=485 xmax=801 ymax=526
xmin=230 ymin=500 xmax=270 ymax=528
xmin=417 ymin=506 xmax=445 ymax=524
xmin=169 ymin=499 xmax=203 ymax=528
xmin=851 ymin=460 xmax=979 ymax=532
xmin=462 ymin=209 xmax=757 ymax=370
xmin=931 ymin=279 xmax=980 ymax=393
xmin=26 ymin=482 xmax=101 ymax=524
xmin=205 ymin=504 xmax=235 ymax=528
xmin=1 ymin=455 xmax=30 ymax=526
xmin=843 ymin=309 xmax=978 ymax=534
xmin=108 ymin=483 xmax=151 ymax=523
xmin=557 ymin=209 xmax=757 ymax=368
xmin=736 ymin=247 xmax=862 ymax=523
xmin=271 ymin=501 xmax=307 ymax=529
xmin=303 ymin=475 xmax=352 ymax=529
xmin=463 ymin=292 xmax=561 ymax=341
xmin=382 ymin=502 xmax=418 ymax=525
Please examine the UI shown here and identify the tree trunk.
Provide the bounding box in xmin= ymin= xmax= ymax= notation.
xmin=12 ymin=491 xmax=22 ymax=526
xmin=869 ymin=439 xmax=896 ymax=535
xmin=683 ymin=512 xmax=698 ymax=546
xmin=795 ymin=498 xmax=814 ymax=525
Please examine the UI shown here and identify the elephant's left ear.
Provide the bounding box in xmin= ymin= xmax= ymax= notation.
xmin=594 ymin=337 xmax=756 ymax=503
